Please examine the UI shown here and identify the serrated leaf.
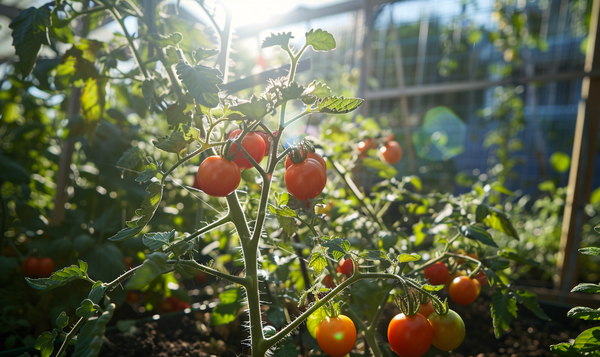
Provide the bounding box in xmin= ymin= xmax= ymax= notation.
xmin=72 ymin=303 xmax=115 ymax=357
xmin=397 ymin=253 xmax=421 ymax=263
xmin=108 ymin=182 xmax=163 ymax=242
xmin=307 ymin=307 xmax=327 ymax=339
xmin=193 ymin=47 xmax=220 ymax=62
xmin=262 ymin=32 xmax=293 ymax=49
xmin=9 ymin=5 xmax=52 ymax=77
xmin=143 ymin=230 xmax=175 ymax=251
xmin=515 ymin=289 xmax=550 ymax=321
xmin=125 ymin=253 xmax=169 ymax=290
xmin=269 ymin=205 xmax=297 ymax=218
xmin=573 ymin=327 xmax=600 ymax=352
xmin=277 ymin=215 xmax=297 ymax=236
xmin=568 ymin=307 xmax=600 ymax=321
xmin=76 ymin=299 xmax=99 ymax=319
xmin=305 ymin=29 xmax=336 ymax=51
xmin=34 ymin=330 xmax=57 ymax=357
xmin=461 ymin=223 xmax=498 ymax=247
xmin=266 ymin=306 xmax=286 ymax=329
xmin=309 ymin=249 xmax=328 ymax=274
xmin=490 ymin=291 xmax=517 ymax=338
xmin=484 ymin=207 xmax=519 ymax=240
xmin=315 ymin=96 xmax=363 ymax=114
xmin=580 ymin=247 xmax=600 ymax=256
xmin=303 ymin=80 xmax=332 ymax=98
xmin=56 ymin=312 xmax=69 ymax=330
xmin=26 ymin=260 xmax=89 ymax=291
xmin=166 ymin=102 xmax=191 ymax=127
xmin=361 ymin=250 xmax=388 ymax=261
xmin=176 ymin=61 xmax=222 ymax=108
xmin=230 ymin=95 xmax=270 ymax=120
xmin=146 ymin=32 xmax=183 ymax=47
xmin=549 ymin=342 xmax=577 ymax=356
xmin=116 ymin=147 xmax=146 ymax=172
xmin=323 ymin=238 xmax=350 ymax=261
xmin=212 ymin=288 xmax=243 ymax=326
xmin=572 ymin=283 xmax=600 ymax=294
xmin=136 ymin=163 xmax=159 ymax=183
xmin=498 ymin=250 xmax=539 ymax=266
xmin=362 ymin=157 xmax=397 ymax=179
xmin=81 ymin=77 xmax=106 ymax=141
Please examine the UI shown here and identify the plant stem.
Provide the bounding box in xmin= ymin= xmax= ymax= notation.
xmin=169 ymin=260 xmax=247 ymax=285
xmin=54 ymin=316 xmax=86 ymax=357
xmin=108 ymin=7 xmax=149 ymax=79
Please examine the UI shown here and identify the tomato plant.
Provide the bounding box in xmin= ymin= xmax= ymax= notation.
xmin=387 ymin=313 xmax=433 ymax=357
xmin=428 ymin=310 xmax=466 ymax=351
xmin=423 ymin=262 xmax=449 ymax=286
xmin=197 ymin=156 xmax=241 ymax=197
xmin=316 ymin=315 xmax=357 ymax=357
xmin=449 ymin=276 xmax=481 ymax=305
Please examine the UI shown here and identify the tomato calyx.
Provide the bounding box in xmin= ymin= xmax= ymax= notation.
xmin=287 ymin=146 xmax=308 ymax=165
xmin=221 ymin=140 xmax=238 ymax=162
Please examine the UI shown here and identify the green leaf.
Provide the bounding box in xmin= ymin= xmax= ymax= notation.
xmin=490 ymin=291 xmax=517 ymax=338
xmin=230 ymin=96 xmax=271 ymax=120
xmin=108 ymin=182 xmax=163 ymax=242
xmin=362 ymin=158 xmax=398 ymax=179
xmin=125 ymin=253 xmax=169 ymax=290
xmin=397 ymin=253 xmax=421 ymax=263
xmin=490 ymin=182 xmax=512 ymax=195
xmin=315 ymin=96 xmax=363 ymax=114
xmin=572 ymin=283 xmax=600 ymax=294
xmin=9 ymin=5 xmax=51 ymax=77
xmin=76 ymin=299 xmax=99 ymax=319
xmin=153 ymin=131 xmax=192 ymax=153
xmin=568 ymin=307 xmax=600 ymax=321
xmin=146 ymin=32 xmax=183 ymax=47
xmin=305 ymin=29 xmax=336 ymax=51
xmin=273 ymin=343 xmax=298 ymax=357
xmin=0 ymin=154 xmax=30 ymax=184
xmin=461 ymin=223 xmax=498 ymax=247
xmin=360 ymin=250 xmax=388 ymax=261
xmin=514 ymin=290 xmax=550 ymax=321
xmin=26 ymin=260 xmax=90 ymax=291
xmin=277 ymin=215 xmax=297 ymax=236
xmin=307 ymin=307 xmax=327 ymax=339
xmin=143 ymin=230 xmax=175 ymax=251
xmin=80 ymin=77 xmax=106 ymax=141
xmin=266 ymin=306 xmax=286 ymax=329
xmin=475 ymin=204 xmax=489 ymax=223
xmin=211 ymin=288 xmax=243 ymax=326
xmin=141 ymin=79 xmax=155 ymax=110
xmin=550 ymin=152 xmax=571 ymax=173
xmin=303 ymin=80 xmax=332 ymax=98
xmin=405 ymin=175 xmax=423 ymax=191
xmin=269 ymin=204 xmax=297 ymax=218
xmin=467 ymin=30 xmax=482 ymax=44
xmin=538 ymin=180 xmax=556 ymax=194
xmin=309 ymin=248 xmax=328 ymax=274
xmin=88 ymin=282 xmax=105 ymax=304
xmin=421 ymin=284 xmax=444 ymax=292
xmin=550 ymin=342 xmax=577 ymax=356
xmin=116 ymin=147 xmax=146 ymax=173
xmin=579 ymin=247 xmax=600 ymax=256
xmin=498 ymin=251 xmax=539 ymax=266
xmin=193 ymin=47 xmax=220 ymax=62
xmin=262 ymin=32 xmax=294 ymax=49
xmin=573 ymin=327 xmax=600 ymax=353
xmin=484 ymin=207 xmax=519 ymax=240
xmin=136 ymin=163 xmax=159 ymax=184
xmin=165 ymin=102 xmax=191 ymax=127
xmin=323 ymin=238 xmax=350 ymax=261
xmin=72 ymin=303 xmax=115 ymax=357
xmin=34 ymin=331 xmax=57 ymax=357
xmin=55 ymin=311 xmax=69 ymax=330
xmin=176 ymin=61 xmax=222 ymax=108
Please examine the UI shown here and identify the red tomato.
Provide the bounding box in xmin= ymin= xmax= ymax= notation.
xmin=381 ymin=141 xmax=403 ymax=164
xmin=428 ymin=309 xmax=465 ymax=351
xmin=229 ymin=129 xmax=266 ymax=169
xmin=197 ymin=156 xmax=241 ymax=197
xmin=357 ymin=138 xmax=376 ymax=154
xmin=285 ymin=151 xmax=326 ymax=172
xmin=337 ymin=258 xmax=355 ymax=278
xmin=124 ymin=256 xmax=133 ymax=270
xmin=316 ymin=315 xmax=357 ymax=357
xmin=284 ymin=158 xmax=327 ymax=201
xmin=423 ymin=262 xmax=449 ymax=286
xmin=37 ymin=257 xmax=55 ymax=278
xmin=194 ymin=272 xmax=207 ymax=283
xmin=387 ymin=313 xmax=433 ymax=357
xmin=192 ymin=175 xmax=202 ymax=190
xmin=418 ymin=301 xmax=435 ymax=318
xmin=475 ymin=270 xmax=488 ymax=287
xmin=449 ymin=276 xmax=481 ymax=305
xmin=24 ymin=257 xmax=39 ymax=277
xmin=126 ymin=291 xmax=139 ymax=303
xmin=255 ymin=131 xmax=275 ymax=157
xmin=323 ymin=275 xmax=334 ymax=289
xmin=167 ymin=296 xmax=190 ymax=311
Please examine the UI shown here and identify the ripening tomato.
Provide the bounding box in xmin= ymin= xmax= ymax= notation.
xmin=285 ymin=151 xmax=326 ymax=173
xmin=387 ymin=313 xmax=433 ymax=357
xmin=197 ymin=156 xmax=241 ymax=197
xmin=428 ymin=309 xmax=466 ymax=351
xmin=418 ymin=301 xmax=435 ymax=318
xmin=357 ymin=138 xmax=376 ymax=154
xmin=229 ymin=129 xmax=266 ymax=169
xmin=323 ymin=275 xmax=334 ymax=289
xmin=37 ymin=257 xmax=55 ymax=278
xmin=194 ymin=272 xmax=207 ymax=283
xmin=285 ymin=158 xmax=327 ymax=201
xmin=449 ymin=276 xmax=481 ymax=305
xmin=475 ymin=270 xmax=488 ymax=287
xmin=316 ymin=315 xmax=357 ymax=357
xmin=337 ymin=258 xmax=355 ymax=278
xmin=423 ymin=262 xmax=449 ymax=286
xmin=24 ymin=257 xmax=39 ymax=277
xmin=381 ymin=141 xmax=403 ymax=164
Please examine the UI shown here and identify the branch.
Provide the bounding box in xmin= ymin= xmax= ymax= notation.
xmin=169 ymin=259 xmax=248 ymax=286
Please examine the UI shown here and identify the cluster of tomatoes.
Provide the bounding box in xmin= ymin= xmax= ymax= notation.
xmin=423 ymin=259 xmax=484 ymax=306
xmin=23 ymin=256 xmax=55 ymax=278
xmin=195 ymin=129 xmax=271 ymax=197
xmin=358 ymin=135 xmax=403 ymax=165
xmin=284 ymin=148 xmax=327 ymax=201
